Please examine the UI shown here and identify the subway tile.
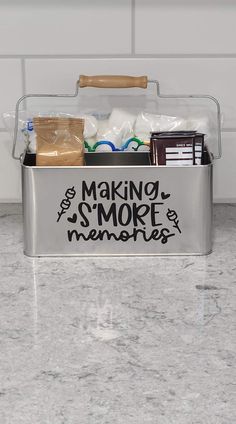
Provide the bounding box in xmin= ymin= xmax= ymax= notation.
xmin=135 ymin=1 xmax=236 ymax=55
xmin=25 ymin=58 xmax=236 ymax=128
xmin=0 ymin=1 xmax=131 ymax=55
xmin=25 ymin=58 xmax=147 ymax=94
xmin=0 ymin=59 xmax=22 ymax=128
xmin=0 ymin=133 xmax=21 ymax=202
xmin=213 ymin=132 xmax=236 ymax=202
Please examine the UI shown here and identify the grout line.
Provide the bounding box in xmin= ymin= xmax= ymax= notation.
xmin=0 ymin=200 xmax=22 ymax=204
xmin=220 ymin=128 xmax=236 ymax=132
xmin=21 ymin=58 xmax=26 ymax=96
xmin=131 ymin=0 xmax=135 ymax=55
xmin=214 ymin=199 xmax=236 ymax=204
xmin=0 ymin=127 xmax=236 ymax=133
xmin=20 ymin=58 xmax=27 ymax=110
xmin=1 ymin=54 xmax=236 ymax=59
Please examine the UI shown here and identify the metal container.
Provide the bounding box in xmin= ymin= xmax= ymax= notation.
xmin=12 ymin=75 xmax=221 ymax=256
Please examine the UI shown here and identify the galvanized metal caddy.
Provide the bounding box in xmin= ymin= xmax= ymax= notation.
xmin=12 ymin=75 xmax=222 ymax=256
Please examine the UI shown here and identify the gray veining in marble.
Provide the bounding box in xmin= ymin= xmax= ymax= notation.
xmin=0 ymin=204 xmax=235 ymax=424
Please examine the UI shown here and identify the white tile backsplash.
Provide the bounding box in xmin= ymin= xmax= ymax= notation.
xmin=0 ymin=1 xmax=132 ymax=55
xmin=0 ymin=2 xmax=235 ymax=202
xmin=25 ymin=58 xmax=236 ymax=129
xmin=0 ymin=59 xmax=22 ymax=127
xmin=0 ymin=133 xmax=21 ymax=202
xmin=214 ymin=132 xmax=236 ymax=202
xmin=135 ymin=1 xmax=236 ymax=54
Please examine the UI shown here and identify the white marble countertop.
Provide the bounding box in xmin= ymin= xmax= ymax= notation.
xmin=0 ymin=204 xmax=235 ymax=424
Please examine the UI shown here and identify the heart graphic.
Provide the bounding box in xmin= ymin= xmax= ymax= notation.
xmin=161 ymin=191 xmax=170 ymax=200
xmin=67 ymin=213 xmax=77 ymax=224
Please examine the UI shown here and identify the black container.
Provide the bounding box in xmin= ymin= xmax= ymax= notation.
xmin=85 ymin=152 xmax=151 ymax=166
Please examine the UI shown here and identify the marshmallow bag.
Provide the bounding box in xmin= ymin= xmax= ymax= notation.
xmin=7 ymin=74 xmax=221 ymax=158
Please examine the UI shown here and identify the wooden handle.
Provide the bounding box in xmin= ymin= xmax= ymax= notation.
xmin=79 ymin=75 xmax=148 ymax=89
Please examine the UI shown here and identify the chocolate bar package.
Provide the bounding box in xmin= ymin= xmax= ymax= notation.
xmin=150 ymin=131 xmax=204 ymax=166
